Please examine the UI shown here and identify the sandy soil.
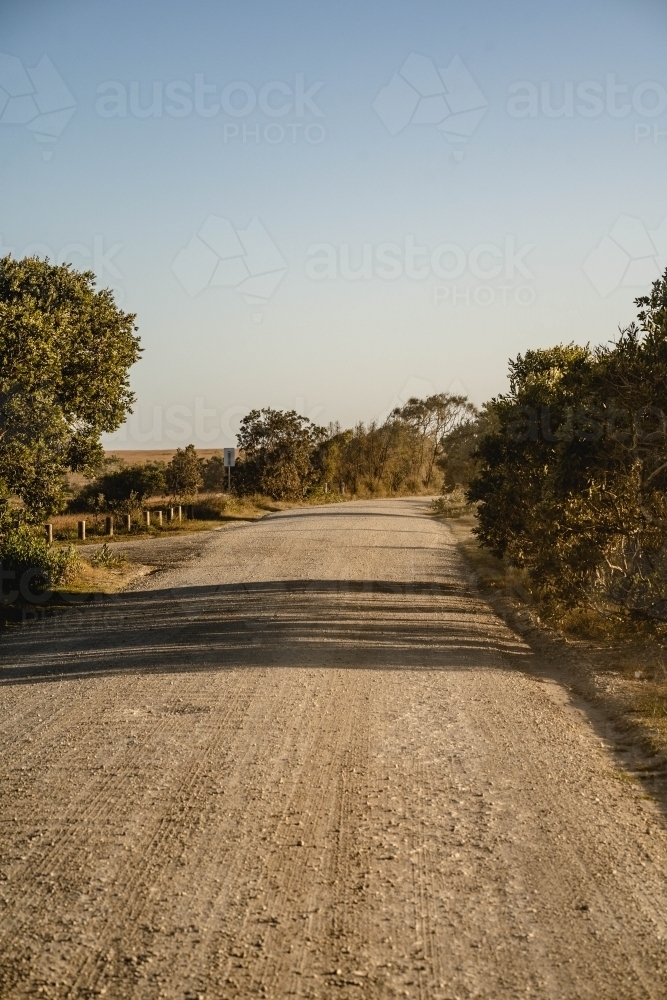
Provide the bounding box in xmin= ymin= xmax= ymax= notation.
xmin=1 ymin=498 xmax=667 ymax=999
xmin=81 ymin=528 xmax=230 ymax=570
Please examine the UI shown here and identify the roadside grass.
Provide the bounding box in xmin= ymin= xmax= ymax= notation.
xmin=432 ymin=499 xmax=667 ymax=766
xmin=51 ymin=512 xmax=224 ymax=543
xmin=53 ymin=490 xmax=354 ymax=545
xmin=52 ymin=493 xmax=281 ymax=544
xmin=54 ymin=558 xmax=154 ymax=595
xmin=0 ymin=547 xmax=155 ymax=627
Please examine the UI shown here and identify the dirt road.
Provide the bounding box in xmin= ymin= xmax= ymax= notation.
xmin=1 ymin=498 xmax=667 ymax=999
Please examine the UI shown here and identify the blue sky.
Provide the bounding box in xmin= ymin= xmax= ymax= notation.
xmin=2 ymin=0 xmax=666 ymax=447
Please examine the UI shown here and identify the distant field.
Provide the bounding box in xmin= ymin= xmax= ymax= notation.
xmin=105 ymin=449 xmax=223 ymax=465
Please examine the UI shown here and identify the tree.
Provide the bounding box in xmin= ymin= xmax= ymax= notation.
xmin=310 ymin=395 xmax=477 ymax=498
xmin=437 ymin=403 xmax=494 ymax=490
xmin=236 ymin=408 xmax=325 ymax=500
xmin=467 ymin=269 xmax=667 ymax=619
xmin=0 ymin=256 xmax=141 ymax=521
xmin=391 ymin=393 xmax=478 ymax=487
xmin=202 ymin=453 xmax=226 ymax=491
xmin=166 ymin=444 xmax=203 ymax=500
xmin=467 ymin=342 xmax=594 ymax=564
xmin=74 ymin=461 xmax=166 ymax=511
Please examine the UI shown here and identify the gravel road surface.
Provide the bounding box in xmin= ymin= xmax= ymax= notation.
xmin=82 ymin=528 xmax=229 ymax=569
xmin=1 ymin=498 xmax=666 ymax=999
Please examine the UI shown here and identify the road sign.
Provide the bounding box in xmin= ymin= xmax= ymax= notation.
xmin=223 ymin=447 xmax=236 ymax=492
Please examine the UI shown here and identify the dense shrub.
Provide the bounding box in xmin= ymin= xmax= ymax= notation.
xmin=313 ymin=395 xmax=476 ymax=496
xmin=235 ymin=409 xmax=324 ymax=500
xmin=232 ymin=397 xmax=476 ymax=500
xmin=73 ymin=462 xmax=166 ymax=511
xmin=0 ymin=524 xmax=79 ymax=593
xmin=202 ymin=454 xmax=226 ymax=491
xmin=468 ymin=270 xmax=667 ymax=621
xmin=165 ymin=444 xmax=203 ymax=499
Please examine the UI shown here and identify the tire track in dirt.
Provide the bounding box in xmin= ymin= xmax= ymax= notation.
xmin=1 ymin=499 xmax=667 ymax=999
xmin=66 ymin=670 xmax=265 ymax=998
xmin=0 ymin=668 xmax=262 ymax=997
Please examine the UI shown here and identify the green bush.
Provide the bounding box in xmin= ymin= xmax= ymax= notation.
xmin=467 ymin=270 xmax=667 ymax=620
xmin=166 ymin=444 xmax=203 ymax=499
xmin=431 ymin=489 xmax=469 ymax=518
xmin=73 ymin=462 xmax=166 ymax=512
xmin=236 ymin=408 xmax=324 ymax=500
xmin=0 ymin=525 xmax=80 ymax=593
xmin=89 ymin=542 xmax=125 ymax=568
xmin=202 ymin=454 xmax=226 ymax=491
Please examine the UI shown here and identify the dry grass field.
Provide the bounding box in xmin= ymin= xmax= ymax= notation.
xmin=105 ymin=448 xmax=223 ymax=465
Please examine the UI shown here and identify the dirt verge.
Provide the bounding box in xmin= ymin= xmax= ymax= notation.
xmin=443 ymin=510 xmax=667 ymax=787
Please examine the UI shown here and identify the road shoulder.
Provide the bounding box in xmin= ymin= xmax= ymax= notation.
xmin=442 ymin=511 xmax=667 ymax=807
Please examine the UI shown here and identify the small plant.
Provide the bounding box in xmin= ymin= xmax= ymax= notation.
xmin=86 ymin=492 xmax=107 ymax=514
xmin=0 ymin=525 xmax=80 ymax=593
xmin=219 ymin=496 xmax=239 ymax=515
xmin=89 ymin=542 xmax=126 ymax=568
xmin=115 ymin=490 xmax=142 ymax=518
xmin=431 ymin=489 xmax=469 ymax=518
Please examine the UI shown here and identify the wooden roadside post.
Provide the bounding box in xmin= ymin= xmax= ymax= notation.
xmin=167 ymin=507 xmax=174 ymax=523
xmin=177 ymin=505 xmax=182 ymax=522
xmin=156 ymin=510 xmax=163 ymax=525
xmin=77 ymin=520 xmax=86 ymax=541
xmin=144 ymin=510 xmax=151 ymax=526
xmin=45 ymin=523 xmax=53 ymax=545
xmin=123 ymin=514 xmax=131 ymax=531
xmin=105 ymin=515 xmax=114 ymax=536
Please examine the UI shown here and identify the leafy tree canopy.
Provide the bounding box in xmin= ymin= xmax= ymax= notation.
xmin=391 ymin=393 xmax=478 ymax=487
xmin=75 ymin=462 xmax=167 ymax=512
xmin=0 ymin=256 xmax=141 ymax=520
xmin=165 ymin=444 xmax=204 ymax=500
xmin=236 ymin=408 xmax=325 ymax=500
xmin=468 ymin=269 xmax=667 ymax=619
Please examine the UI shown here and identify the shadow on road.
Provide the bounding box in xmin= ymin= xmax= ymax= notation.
xmin=0 ymin=579 xmax=531 ymax=684
xmin=266 ymin=508 xmax=432 ymax=521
